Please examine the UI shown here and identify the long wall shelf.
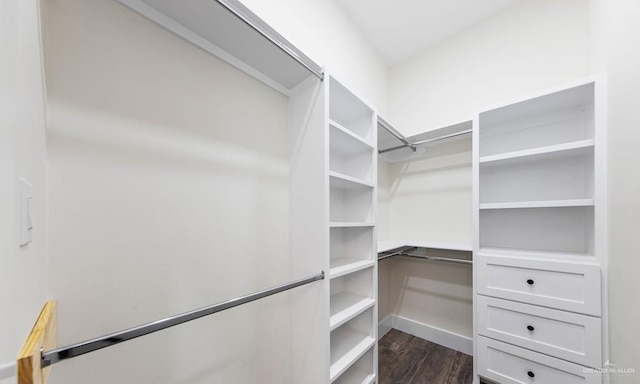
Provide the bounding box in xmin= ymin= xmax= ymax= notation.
xmin=378 ymin=240 xmax=473 ymax=254
xmin=118 ymin=0 xmax=323 ymax=96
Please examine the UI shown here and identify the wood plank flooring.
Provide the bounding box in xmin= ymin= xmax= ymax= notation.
xmin=378 ymin=329 xmax=473 ymax=384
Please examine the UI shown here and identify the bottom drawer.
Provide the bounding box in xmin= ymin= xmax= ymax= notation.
xmin=477 ymin=336 xmax=601 ymax=384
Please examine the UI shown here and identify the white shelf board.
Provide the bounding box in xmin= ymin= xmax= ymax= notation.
xmin=479 ymin=139 xmax=594 ymax=164
xmin=378 ymin=240 xmax=472 ymax=253
xmin=478 ymin=247 xmax=597 ymax=263
xmin=330 ymin=120 xmax=374 ymax=151
xmin=330 ymin=222 xmax=375 ymax=228
xmin=479 ymin=199 xmax=594 ymax=210
xmin=330 ymin=172 xmax=374 ymax=189
xmin=119 ymin=0 xmax=320 ymax=95
xmin=330 ymin=259 xmax=375 ymax=279
xmin=330 ymin=78 xmax=375 ymax=133
xmin=330 ymin=328 xmax=375 ymax=383
xmin=334 ymin=365 xmax=375 ymax=384
xmin=330 ymin=293 xmax=375 ymax=331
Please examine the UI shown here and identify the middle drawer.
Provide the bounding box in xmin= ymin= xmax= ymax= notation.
xmin=477 ymin=295 xmax=602 ymax=367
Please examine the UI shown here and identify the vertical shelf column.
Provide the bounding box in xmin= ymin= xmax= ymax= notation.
xmin=327 ymin=76 xmax=378 ymax=384
xmin=473 ymin=76 xmax=607 ymax=384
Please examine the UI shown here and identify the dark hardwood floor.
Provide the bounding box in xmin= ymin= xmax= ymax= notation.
xmin=378 ymin=329 xmax=473 ymax=384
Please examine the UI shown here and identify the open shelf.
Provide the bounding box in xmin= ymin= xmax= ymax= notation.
xmin=330 ymin=185 xmax=374 ymax=223
xmin=480 ymin=143 xmax=594 ymax=204
xmin=330 ymin=309 xmax=375 ymax=383
xmin=331 ymin=120 xmax=374 ymax=153
xmin=330 ymin=145 xmax=374 ymax=182
xmin=330 ymin=268 xmax=375 ymax=329
xmin=329 ymin=78 xmax=374 ymax=144
xmin=330 ymin=259 xmax=375 ymax=279
xmin=333 ymin=348 xmax=375 ymax=384
xmin=480 ymin=199 xmax=594 ymax=210
xmin=330 ymin=172 xmax=374 ymax=189
xmin=479 ymin=139 xmax=594 ymax=164
xmin=479 ymin=83 xmax=594 ymax=157
xmin=331 ymin=226 xmax=373 ymax=268
xmin=330 ymin=293 xmax=375 ymax=331
xmin=480 ymin=206 xmax=594 ymax=254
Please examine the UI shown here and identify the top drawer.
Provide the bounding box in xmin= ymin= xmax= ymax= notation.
xmin=477 ymin=255 xmax=601 ymax=316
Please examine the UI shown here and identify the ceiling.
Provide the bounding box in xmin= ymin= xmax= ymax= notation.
xmin=335 ymin=0 xmax=523 ymax=66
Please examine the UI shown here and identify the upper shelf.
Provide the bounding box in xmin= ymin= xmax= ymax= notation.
xmin=117 ymin=0 xmax=323 ymax=95
xmin=377 ymin=240 xmax=472 ymax=253
xmin=378 ymin=119 xmax=472 ymax=163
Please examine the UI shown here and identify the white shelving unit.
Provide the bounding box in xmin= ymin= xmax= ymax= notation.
xmin=327 ymin=76 xmax=378 ymax=384
xmin=473 ymin=76 xmax=607 ymax=384
xmin=289 ymin=73 xmax=377 ymax=383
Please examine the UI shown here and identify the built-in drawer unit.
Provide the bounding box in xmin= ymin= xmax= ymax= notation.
xmin=477 ymin=296 xmax=602 ymax=367
xmin=477 ymin=336 xmax=602 ymax=384
xmin=477 ymin=255 xmax=601 ymax=316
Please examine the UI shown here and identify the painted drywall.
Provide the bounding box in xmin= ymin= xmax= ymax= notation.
xmin=44 ymin=0 xmax=297 ymax=383
xmin=386 ymin=139 xmax=472 ymax=244
xmin=588 ymin=0 xmax=640 ymax=380
xmin=389 ymin=0 xmax=589 ymax=136
xmin=238 ymin=0 xmax=389 ymax=116
xmin=376 ymin=138 xmax=473 ymax=339
xmin=0 ymin=0 xmax=49 ymax=382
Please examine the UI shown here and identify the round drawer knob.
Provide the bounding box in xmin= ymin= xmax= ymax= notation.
xmin=527 ymin=325 xmax=535 ymax=332
xmin=527 ymin=371 xmax=535 ymax=378
xmin=526 ymin=279 xmax=535 ymax=285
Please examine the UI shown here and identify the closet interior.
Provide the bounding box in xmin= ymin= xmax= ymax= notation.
xmin=375 ymin=117 xmax=475 ymax=380
xmin=7 ymin=1 xmax=612 ymax=384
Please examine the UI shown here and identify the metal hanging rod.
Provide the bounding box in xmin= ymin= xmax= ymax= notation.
xmin=378 ymin=129 xmax=473 ymax=155
xmin=400 ymin=252 xmax=472 ymax=265
xmin=216 ymin=0 xmax=324 ymax=81
xmin=411 ymin=129 xmax=472 ymax=146
xmin=41 ymin=271 xmax=325 ymax=368
xmin=378 ymin=249 xmax=472 ymax=265
xmin=378 ymin=117 xmax=416 ymax=153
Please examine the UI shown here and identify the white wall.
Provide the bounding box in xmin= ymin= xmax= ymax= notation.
xmin=44 ymin=0 xmax=296 ymax=382
xmin=588 ymin=0 xmax=640 ymax=380
xmin=238 ymin=0 xmax=390 ymax=116
xmin=0 ymin=0 xmax=49 ymax=382
xmin=376 ymin=138 xmax=472 ymax=340
xmin=389 ymin=0 xmax=589 ymax=136
xmin=386 ymin=139 xmax=472 ymax=244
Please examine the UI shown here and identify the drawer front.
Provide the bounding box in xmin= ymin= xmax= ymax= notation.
xmin=477 ymin=255 xmax=601 ymax=316
xmin=477 ymin=336 xmax=602 ymax=384
xmin=477 ymin=296 xmax=602 ymax=367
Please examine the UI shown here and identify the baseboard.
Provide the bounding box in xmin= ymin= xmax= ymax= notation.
xmin=379 ymin=315 xmax=473 ymax=356
xmin=378 ymin=314 xmax=393 ymax=338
